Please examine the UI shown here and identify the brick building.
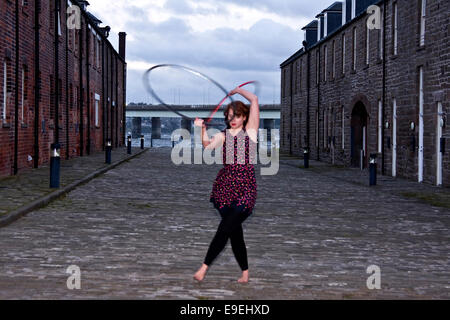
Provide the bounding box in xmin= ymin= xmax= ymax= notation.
xmin=0 ymin=0 xmax=127 ymax=177
xmin=280 ymin=0 xmax=449 ymax=186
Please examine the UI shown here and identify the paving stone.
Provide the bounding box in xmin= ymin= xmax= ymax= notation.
xmin=0 ymin=147 xmax=448 ymax=299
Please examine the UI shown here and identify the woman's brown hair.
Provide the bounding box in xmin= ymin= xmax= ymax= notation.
xmin=223 ymin=101 xmax=250 ymax=129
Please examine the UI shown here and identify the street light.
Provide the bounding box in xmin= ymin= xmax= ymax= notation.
xmin=369 ymin=153 xmax=377 ymax=186
xmin=105 ymin=139 xmax=112 ymax=164
xmin=50 ymin=143 xmax=61 ymax=188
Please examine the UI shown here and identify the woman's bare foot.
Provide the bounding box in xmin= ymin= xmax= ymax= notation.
xmin=193 ymin=263 xmax=209 ymax=281
xmin=237 ymin=270 xmax=249 ymax=283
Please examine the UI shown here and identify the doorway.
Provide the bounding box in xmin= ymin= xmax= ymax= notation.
xmin=351 ymin=102 xmax=368 ymax=168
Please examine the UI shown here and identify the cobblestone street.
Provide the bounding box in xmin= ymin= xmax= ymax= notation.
xmin=0 ymin=147 xmax=448 ymax=299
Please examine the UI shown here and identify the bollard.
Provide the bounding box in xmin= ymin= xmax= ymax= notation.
xmin=303 ymin=147 xmax=309 ymax=168
xmin=50 ymin=143 xmax=61 ymax=188
xmin=105 ymin=139 xmax=112 ymax=164
xmin=127 ymin=135 xmax=132 ymax=154
xmin=151 ymin=136 xmax=153 ymax=148
xmin=140 ymin=134 xmax=144 ymax=149
xmin=369 ymin=153 xmax=377 ymax=186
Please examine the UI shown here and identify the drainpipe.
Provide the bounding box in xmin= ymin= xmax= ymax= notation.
xmin=289 ymin=63 xmax=293 ymax=155
xmin=34 ymin=0 xmax=40 ymax=168
xmin=13 ymin=0 xmax=19 ymax=175
xmin=79 ymin=12 xmax=84 ymax=156
xmin=54 ymin=0 xmax=60 ymax=146
xmin=110 ymin=50 xmax=113 ymax=146
xmin=381 ymin=0 xmax=387 ymax=175
xmin=306 ymin=48 xmax=311 ymax=152
xmin=102 ymin=41 xmax=105 ymax=149
xmin=317 ymin=47 xmax=321 ymax=161
xmin=65 ymin=1 xmax=69 ymax=160
xmin=115 ymin=56 xmax=118 ymax=148
xmin=106 ymin=45 xmax=109 ymax=145
xmin=86 ymin=23 xmax=91 ymax=155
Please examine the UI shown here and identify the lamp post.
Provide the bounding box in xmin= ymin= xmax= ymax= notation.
xmin=105 ymin=139 xmax=112 ymax=164
xmin=127 ymin=134 xmax=132 ymax=154
xmin=50 ymin=143 xmax=61 ymax=188
xmin=369 ymin=153 xmax=377 ymax=186
xmin=304 ymin=147 xmax=309 ymax=168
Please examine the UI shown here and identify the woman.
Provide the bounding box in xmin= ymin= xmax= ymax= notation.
xmin=193 ymin=86 xmax=259 ymax=283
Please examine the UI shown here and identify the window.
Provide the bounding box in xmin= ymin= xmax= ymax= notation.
xmin=351 ymin=0 xmax=356 ymax=19
xmin=393 ymin=2 xmax=398 ymax=55
xmin=352 ymin=27 xmax=357 ymax=71
xmin=299 ymin=59 xmax=302 ymax=92
xmin=378 ymin=100 xmax=382 ymax=153
xmin=341 ymin=106 xmax=345 ymax=149
xmin=95 ymin=94 xmax=100 ymax=127
xmin=324 ymin=45 xmax=328 ymax=82
xmin=315 ymin=110 xmax=319 ymax=147
xmin=50 ymin=76 xmax=55 ymax=119
xmin=342 ymin=34 xmax=346 ymax=74
xmin=294 ymin=62 xmax=298 ymax=95
xmin=2 ymin=61 xmax=6 ymax=121
xmin=323 ymin=110 xmax=327 ymax=148
xmin=21 ymin=67 xmax=24 ymax=123
xmin=316 ymin=50 xmax=319 ymax=84
xmin=379 ymin=10 xmax=384 ymax=60
xmin=324 ymin=13 xmax=328 ymax=37
xmin=342 ymin=0 xmax=346 ymax=25
xmin=96 ymin=39 xmax=100 ymax=68
xmin=57 ymin=10 xmax=62 ymax=36
xmin=332 ymin=40 xmax=336 ymax=79
xmin=366 ymin=22 xmax=370 ymax=65
xmin=69 ymin=83 xmax=73 ymax=108
xmin=420 ymin=0 xmax=426 ymax=46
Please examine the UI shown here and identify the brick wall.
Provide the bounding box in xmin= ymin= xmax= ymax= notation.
xmin=0 ymin=0 xmax=126 ymax=177
xmin=281 ymin=0 xmax=449 ymax=187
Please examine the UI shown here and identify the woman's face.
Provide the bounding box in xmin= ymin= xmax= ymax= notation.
xmin=227 ymin=109 xmax=246 ymax=129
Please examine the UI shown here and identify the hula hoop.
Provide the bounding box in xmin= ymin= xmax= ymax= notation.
xmin=205 ymin=80 xmax=261 ymax=124
xmin=143 ymin=64 xmax=235 ymax=122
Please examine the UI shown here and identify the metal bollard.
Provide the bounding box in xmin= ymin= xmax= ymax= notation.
xmin=105 ymin=139 xmax=112 ymax=164
xmin=369 ymin=153 xmax=377 ymax=186
xmin=127 ymin=135 xmax=132 ymax=154
xmin=140 ymin=134 xmax=144 ymax=149
xmin=303 ymin=147 xmax=309 ymax=168
xmin=50 ymin=143 xmax=61 ymax=188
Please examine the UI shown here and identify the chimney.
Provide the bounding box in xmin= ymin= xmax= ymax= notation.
xmin=119 ymin=32 xmax=127 ymax=60
xmin=78 ymin=0 xmax=90 ymax=11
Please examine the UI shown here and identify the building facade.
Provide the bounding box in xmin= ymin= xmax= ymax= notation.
xmin=280 ymin=0 xmax=449 ymax=186
xmin=0 ymin=0 xmax=127 ymax=177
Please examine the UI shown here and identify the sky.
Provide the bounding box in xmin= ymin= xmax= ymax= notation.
xmin=87 ymin=0 xmax=334 ymax=105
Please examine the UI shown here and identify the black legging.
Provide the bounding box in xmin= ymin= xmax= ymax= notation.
xmin=204 ymin=203 xmax=252 ymax=271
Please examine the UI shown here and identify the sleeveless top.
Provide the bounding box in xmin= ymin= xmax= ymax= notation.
xmin=209 ymin=127 xmax=257 ymax=213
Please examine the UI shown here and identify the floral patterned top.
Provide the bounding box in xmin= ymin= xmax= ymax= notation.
xmin=210 ymin=127 xmax=257 ymax=212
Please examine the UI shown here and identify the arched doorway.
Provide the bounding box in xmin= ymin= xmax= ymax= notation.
xmin=351 ymin=102 xmax=368 ymax=168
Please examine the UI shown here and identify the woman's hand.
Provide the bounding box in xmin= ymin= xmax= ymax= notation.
xmin=228 ymin=87 xmax=241 ymax=96
xmin=194 ymin=117 xmax=205 ymax=128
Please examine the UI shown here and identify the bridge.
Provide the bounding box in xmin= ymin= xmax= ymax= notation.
xmin=125 ymin=103 xmax=280 ymax=139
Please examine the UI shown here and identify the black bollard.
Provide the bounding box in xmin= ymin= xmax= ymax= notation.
xmin=127 ymin=135 xmax=132 ymax=154
xmin=369 ymin=153 xmax=377 ymax=186
xmin=105 ymin=139 xmax=112 ymax=164
xmin=304 ymin=147 xmax=309 ymax=169
xmin=140 ymin=134 xmax=144 ymax=149
xmin=50 ymin=143 xmax=61 ymax=188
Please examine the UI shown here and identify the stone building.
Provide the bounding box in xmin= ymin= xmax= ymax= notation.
xmin=280 ymin=0 xmax=449 ymax=186
xmin=0 ymin=0 xmax=127 ymax=177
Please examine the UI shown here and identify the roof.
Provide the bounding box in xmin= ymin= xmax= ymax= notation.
xmin=301 ymin=20 xmax=318 ymax=30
